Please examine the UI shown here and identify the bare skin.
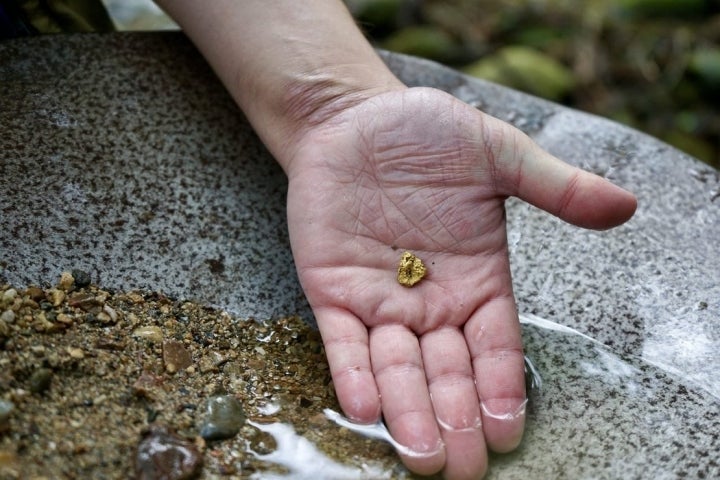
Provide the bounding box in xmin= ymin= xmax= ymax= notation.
xmin=155 ymin=2 xmax=637 ymax=478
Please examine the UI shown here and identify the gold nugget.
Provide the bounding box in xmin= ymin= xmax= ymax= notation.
xmin=397 ymin=251 xmax=427 ymax=287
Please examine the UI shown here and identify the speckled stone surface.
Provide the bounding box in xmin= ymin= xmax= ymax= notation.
xmin=1 ymin=33 xmax=719 ymax=478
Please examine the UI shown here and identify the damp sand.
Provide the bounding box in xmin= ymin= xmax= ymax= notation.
xmin=0 ymin=274 xmax=416 ymax=479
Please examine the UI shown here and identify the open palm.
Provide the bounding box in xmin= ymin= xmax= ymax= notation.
xmin=284 ymin=88 xmax=636 ymax=479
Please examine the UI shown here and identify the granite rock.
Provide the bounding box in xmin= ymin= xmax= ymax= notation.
xmin=1 ymin=33 xmax=718 ymax=478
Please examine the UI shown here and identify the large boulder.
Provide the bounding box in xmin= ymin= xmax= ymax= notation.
xmin=1 ymin=33 xmax=718 ymax=478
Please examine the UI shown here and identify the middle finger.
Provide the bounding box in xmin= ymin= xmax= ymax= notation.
xmin=421 ymin=326 xmax=488 ymax=479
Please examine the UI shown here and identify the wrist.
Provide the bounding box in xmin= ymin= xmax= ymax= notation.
xmin=256 ymin=66 xmax=405 ymax=174
xmin=155 ymin=0 xmax=404 ymax=172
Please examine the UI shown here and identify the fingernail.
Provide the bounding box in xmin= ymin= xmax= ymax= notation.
xmin=395 ymin=436 xmax=444 ymax=459
xmin=324 ymin=409 xmax=443 ymax=458
xmin=435 ymin=414 xmax=483 ymax=432
xmin=480 ymin=398 xmax=527 ymax=421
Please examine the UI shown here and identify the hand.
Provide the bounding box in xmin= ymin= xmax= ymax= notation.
xmin=285 ymin=87 xmax=636 ymax=479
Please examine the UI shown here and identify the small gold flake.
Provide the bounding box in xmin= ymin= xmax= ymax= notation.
xmin=397 ymin=251 xmax=427 ymax=287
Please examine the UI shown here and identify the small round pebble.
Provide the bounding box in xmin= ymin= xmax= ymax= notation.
xmin=0 ymin=310 xmax=15 ymax=324
xmin=1 ymin=289 xmax=17 ymax=305
xmin=71 ymin=269 xmax=92 ymax=288
xmin=29 ymin=368 xmax=53 ymax=394
xmin=198 ymin=394 xmax=245 ymax=441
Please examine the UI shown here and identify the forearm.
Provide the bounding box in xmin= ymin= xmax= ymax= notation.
xmin=154 ymin=0 xmax=404 ymax=169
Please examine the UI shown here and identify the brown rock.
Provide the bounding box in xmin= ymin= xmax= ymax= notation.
xmin=132 ymin=372 xmax=164 ymax=399
xmin=135 ymin=424 xmax=202 ymax=480
xmin=163 ymin=340 xmax=193 ymax=373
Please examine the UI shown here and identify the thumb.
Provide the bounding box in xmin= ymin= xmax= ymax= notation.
xmin=490 ymin=119 xmax=637 ymax=230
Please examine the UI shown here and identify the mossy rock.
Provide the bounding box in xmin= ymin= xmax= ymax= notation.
xmin=463 ymin=46 xmax=576 ymax=101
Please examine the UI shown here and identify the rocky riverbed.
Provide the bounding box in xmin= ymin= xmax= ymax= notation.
xmin=0 ymin=273 xmax=410 ymax=479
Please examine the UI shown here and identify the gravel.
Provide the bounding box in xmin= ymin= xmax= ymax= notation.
xmin=0 ymin=273 xmax=405 ymax=478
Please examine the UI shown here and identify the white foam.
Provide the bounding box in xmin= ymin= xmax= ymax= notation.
xmin=247 ymin=420 xmax=391 ymax=480
xmin=323 ymin=409 xmax=440 ymax=459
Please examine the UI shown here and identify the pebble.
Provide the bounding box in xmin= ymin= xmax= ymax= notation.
xmin=0 ymin=400 xmax=15 ymax=431
xmin=66 ymin=347 xmax=85 ymax=359
xmin=56 ymin=313 xmax=73 ymax=325
xmin=1 ymin=289 xmax=17 ymax=304
xmin=32 ymin=311 xmax=55 ymax=332
xmin=135 ymin=424 xmax=202 ymax=480
xmin=25 ymin=286 xmax=44 ymax=302
xmin=67 ymin=292 xmax=103 ymax=313
xmin=132 ymin=372 xmax=163 ymax=399
xmin=0 ymin=450 xmax=20 ymax=477
xmin=71 ymin=269 xmax=91 ymax=288
xmin=96 ymin=305 xmax=118 ymax=324
xmin=58 ymin=272 xmax=75 ymax=291
xmin=163 ymin=340 xmax=192 ymax=373
xmin=102 ymin=305 xmax=118 ymax=323
xmin=198 ymin=394 xmax=245 ymax=441
xmin=198 ymin=351 xmax=225 ymax=374
xmin=46 ymin=288 xmax=66 ymax=307
xmin=29 ymin=368 xmax=53 ymax=394
xmin=133 ymin=326 xmax=164 ymax=344
xmin=0 ymin=310 xmax=15 ymax=324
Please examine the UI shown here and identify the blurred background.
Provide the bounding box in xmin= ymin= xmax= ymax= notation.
xmin=102 ymin=0 xmax=720 ymax=167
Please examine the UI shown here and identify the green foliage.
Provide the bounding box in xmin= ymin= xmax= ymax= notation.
xmin=463 ymin=46 xmax=576 ymax=101
xmin=663 ymin=130 xmax=716 ymax=162
xmin=689 ymin=47 xmax=720 ymax=86
xmin=366 ymin=0 xmax=720 ymax=166
xmin=382 ymin=26 xmax=457 ymax=61
xmin=610 ymin=0 xmax=709 ymax=18
xmin=351 ymin=0 xmax=402 ymax=35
